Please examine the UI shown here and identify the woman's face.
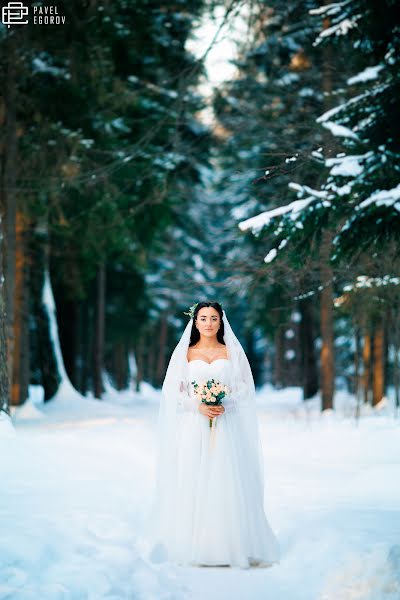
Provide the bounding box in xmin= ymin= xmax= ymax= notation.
xmin=195 ymin=306 xmax=221 ymax=338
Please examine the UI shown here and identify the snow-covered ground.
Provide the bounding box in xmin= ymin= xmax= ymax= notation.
xmin=1 ymin=383 xmax=400 ymax=600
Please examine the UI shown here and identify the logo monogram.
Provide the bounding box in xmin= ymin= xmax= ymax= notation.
xmin=1 ymin=2 xmax=66 ymax=26
xmin=1 ymin=1 xmax=29 ymax=28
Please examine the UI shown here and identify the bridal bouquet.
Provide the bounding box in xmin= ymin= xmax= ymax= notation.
xmin=191 ymin=378 xmax=230 ymax=428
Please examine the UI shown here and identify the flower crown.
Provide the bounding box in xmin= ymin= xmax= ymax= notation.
xmin=183 ymin=301 xmax=223 ymax=319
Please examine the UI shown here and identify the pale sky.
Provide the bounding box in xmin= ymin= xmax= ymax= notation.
xmin=186 ymin=3 xmax=250 ymax=123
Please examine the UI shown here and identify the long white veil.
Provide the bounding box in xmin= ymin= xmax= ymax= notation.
xmin=145 ymin=309 xmax=265 ymax=550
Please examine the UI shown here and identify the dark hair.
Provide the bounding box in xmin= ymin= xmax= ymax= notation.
xmin=189 ymin=301 xmax=225 ymax=346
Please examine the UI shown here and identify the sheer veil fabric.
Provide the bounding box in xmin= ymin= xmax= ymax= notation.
xmin=145 ymin=309 xmax=279 ymax=566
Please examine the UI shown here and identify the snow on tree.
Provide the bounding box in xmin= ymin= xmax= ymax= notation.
xmin=239 ymin=0 xmax=400 ymax=264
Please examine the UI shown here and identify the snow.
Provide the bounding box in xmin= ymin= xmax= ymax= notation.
xmin=1 ymin=383 xmax=400 ymax=599
xmin=326 ymin=182 xmax=352 ymax=196
xmin=312 ymin=149 xmax=324 ymax=160
xmin=239 ymin=198 xmax=313 ymax=235
xmin=318 ymin=16 xmax=361 ymax=40
xmin=325 ymin=154 xmax=364 ymax=177
xmin=316 ymin=92 xmax=371 ymax=124
xmin=80 ymin=139 xmax=95 ymax=149
xmin=231 ymin=203 xmax=256 ymax=221
xmin=309 ymin=3 xmax=343 ymax=18
xmin=0 ymin=410 xmax=16 ymax=438
xmin=32 ymin=57 xmax=70 ymax=80
xmin=278 ymin=239 xmax=288 ymax=250
xmin=276 ymin=73 xmax=300 ymax=86
xmin=289 ymin=183 xmax=332 ymax=201
xmin=347 ymin=65 xmax=384 ymax=85
xmin=239 ymin=182 xmax=335 ymax=240
xmin=43 ymin=269 xmax=83 ymax=401
xmin=317 ymin=83 xmax=390 ymax=127
xmin=342 ymin=275 xmax=400 ymax=292
xmin=358 ymin=183 xmax=400 ymax=211
xmin=321 ymin=121 xmax=359 ymax=140
xmin=299 ymin=87 xmax=317 ymax=97
xmin=264 ymin=248 xmax=277 ymax=263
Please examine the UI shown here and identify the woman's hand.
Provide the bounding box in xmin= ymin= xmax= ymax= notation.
xmin=198 ymin=403 xmax=225 ymax=418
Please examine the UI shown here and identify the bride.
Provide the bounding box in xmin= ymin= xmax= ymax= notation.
xmin=146 ymin=301 xmax=281 ymax=569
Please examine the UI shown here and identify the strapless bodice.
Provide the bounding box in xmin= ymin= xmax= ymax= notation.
xmin=187 ymin=359 xmax=232 ymax=397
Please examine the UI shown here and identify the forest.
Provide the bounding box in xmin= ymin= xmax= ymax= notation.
xmin=1 ymin=0 xmax=399 ymax=415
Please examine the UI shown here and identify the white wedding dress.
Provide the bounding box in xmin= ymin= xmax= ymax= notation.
xmin=166 ymin=357 xmax=280 ymax=568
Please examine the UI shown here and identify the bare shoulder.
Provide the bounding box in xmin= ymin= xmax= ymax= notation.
xmin=217 ymin=343 xmax=228 ymax=358
xmin=187 ymin=343 xmax=228 ymax=362
xmin=187 ymin=346 xmax=202 ymax=361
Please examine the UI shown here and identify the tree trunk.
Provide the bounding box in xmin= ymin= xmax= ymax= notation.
xmin=384 ymin=318 xmax=389 ymax=401
xmin=93 ymin=262 xmax=106 ymax=399
xmin=362 ymin=332 xmax=371 ymax=404
xmin=372 ymin=322 xmax=385 ymax=407
xmin=0 ymin=277 xmax=9 ymax=415
xmin=394 ymin=312 xmax=400 ymax=414
xmin=155 ymin=313 xmax=168 ymax=387
xmin=274 ymin=325 xmax=284 ymax=389
xmin=78 ymin=299 xmax=91 ymax=395
xmin=1 ymin=32 xmax=18 ymax=405
xmin=74 ymin=300 xmax=84 ymax=390
xmin=319 ymin=3 xmax=335 ymax=412
xmin=319 ymin=231 xmax=335 ymax=411
xmin=113 ymin=341 xmax=128 ymax=390
xmin=147 ymin=333 xmax=156 ymax=386
xmin=56 ymin=296 xmax=79 ymax=387
xmin=354 ymin=325 xmax=362 ymax=419
xmin=299 ymin=297 xmax=318 ymax=400
xmin=0 ymin=70 xmax=10 ymax=413
xmin=30 ymin=226 xmax=61 ymax=400
xmin=135 ymin=335 xmax=144 ymax=392
xmin=11 ymin=209 xmax=30 ymax=405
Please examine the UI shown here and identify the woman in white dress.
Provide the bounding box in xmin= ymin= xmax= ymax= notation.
xmin=147 ymin=301 xmax=280 ymax=569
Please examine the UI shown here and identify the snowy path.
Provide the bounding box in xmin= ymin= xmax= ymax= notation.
xmin=1 ymin=387 xmax=400 ymax=599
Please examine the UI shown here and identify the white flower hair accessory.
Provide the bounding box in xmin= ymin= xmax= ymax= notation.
xmin=183 ymin=302 xmax=199 ymax=319
xmin=183 ymin=301 xmax=224 ymax=319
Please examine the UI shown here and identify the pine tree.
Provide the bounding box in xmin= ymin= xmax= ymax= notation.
xmin=212 ymin=0 xmax=345 ymax=393
xmin=237 ymin=0 xmax=399 ymax=407
xmin=0 ymin=0 xmax=211 ymax=401
xmin=240 ymin=0 xmax=400 ymax=265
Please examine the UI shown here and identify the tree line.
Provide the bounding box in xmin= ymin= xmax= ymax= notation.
xmin=1 ymin=0 xmax=399 ymax=414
